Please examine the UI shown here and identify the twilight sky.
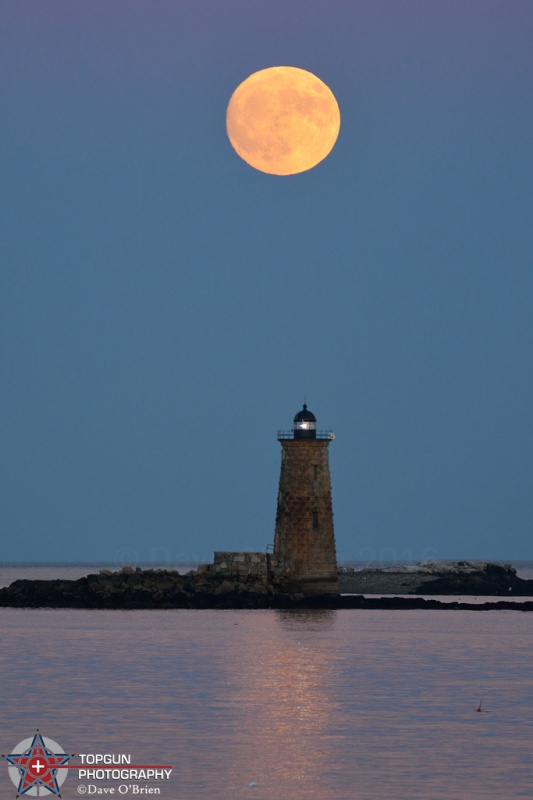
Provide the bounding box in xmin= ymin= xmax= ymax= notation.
xmin=2 ymin=1 xmax=532 ymax=564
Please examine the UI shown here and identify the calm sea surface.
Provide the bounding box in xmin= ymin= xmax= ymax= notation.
xmin=1 ymin=565 xmax=532 ymax=800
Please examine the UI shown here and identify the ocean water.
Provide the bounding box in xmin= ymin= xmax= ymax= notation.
xmin=1 ymin=566 xmax=532 ymax=800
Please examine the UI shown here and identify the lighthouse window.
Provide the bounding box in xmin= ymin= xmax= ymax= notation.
xmin=312 ymin=511 xmax=319 ymax=528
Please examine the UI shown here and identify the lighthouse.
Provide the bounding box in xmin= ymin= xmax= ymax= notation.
xmin=273 ymin=405 xmax=339 ymax=595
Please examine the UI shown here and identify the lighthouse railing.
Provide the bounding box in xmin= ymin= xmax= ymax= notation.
xmin=277 ymin=430 xmax=335 ymax=440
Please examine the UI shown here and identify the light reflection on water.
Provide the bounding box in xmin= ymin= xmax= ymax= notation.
xmin=1 ymin=608 xmax=532 ymax=800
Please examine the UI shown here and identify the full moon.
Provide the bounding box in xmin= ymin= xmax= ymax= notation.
xmin=226 ymin=66 xmax=340 ymax=175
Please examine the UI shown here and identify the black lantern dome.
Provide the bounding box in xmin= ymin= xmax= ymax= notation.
xmin=293 ymin=404 xmax=317 ymax=440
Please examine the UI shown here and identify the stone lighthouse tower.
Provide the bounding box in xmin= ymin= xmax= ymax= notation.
xmin=273 ymin=405 xmax=339 ymax=595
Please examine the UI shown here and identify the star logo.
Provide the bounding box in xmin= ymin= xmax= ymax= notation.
xmin=3 ymin=732 xmax=70 ymax=797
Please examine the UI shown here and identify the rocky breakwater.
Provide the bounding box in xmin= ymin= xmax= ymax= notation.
xmin=338 ymin=561 xmax=533 ymax=596
xmin=1 ymin=562 xmax=533 ymax=611
xmin=0 ymin=566 xmax=279 ymax=610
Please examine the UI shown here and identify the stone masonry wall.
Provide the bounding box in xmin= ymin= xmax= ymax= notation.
xmin=203 ymin=551 xmax=292 ymax=585
xmin=274 ymin=439 xmax=338 ymax=594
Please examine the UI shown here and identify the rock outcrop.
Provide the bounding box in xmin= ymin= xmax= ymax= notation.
xmin=1 ymin=562 xmax=532 ymax=610
xmin=0 ymin=567 xmax=281 ymax=610
xmin=338 ymin=561 xmax=533 ymax=595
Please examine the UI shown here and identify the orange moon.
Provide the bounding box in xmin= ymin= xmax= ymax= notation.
xmin=226 ymin=66 xmax=340 ymax=175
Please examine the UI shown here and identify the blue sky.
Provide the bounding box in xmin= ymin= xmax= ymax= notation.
xmin=1 ymin=1 xmax=532 ymax=563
